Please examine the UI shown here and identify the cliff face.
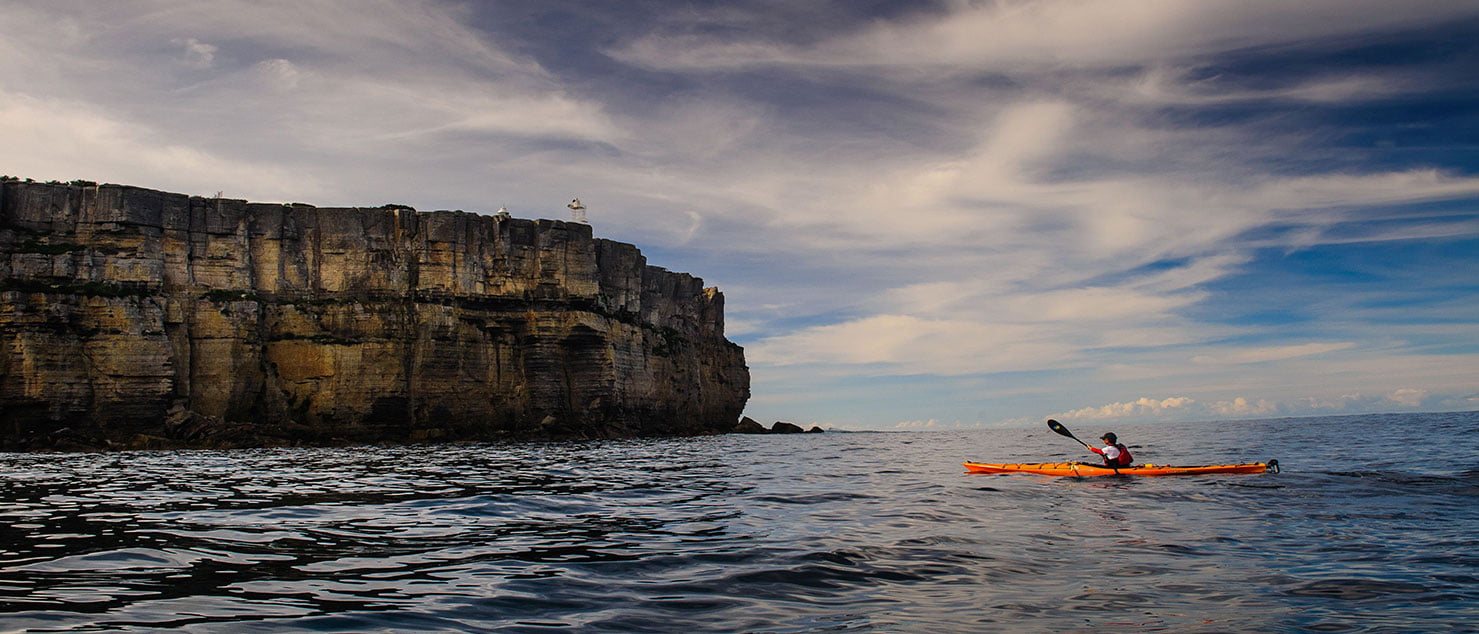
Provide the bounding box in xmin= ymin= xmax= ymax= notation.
xmin=0 ymin=180 xmax=749 ymax=450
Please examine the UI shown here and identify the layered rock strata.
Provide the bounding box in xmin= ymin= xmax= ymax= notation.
xmin=0 ymin=179 xmax=749 ymax=450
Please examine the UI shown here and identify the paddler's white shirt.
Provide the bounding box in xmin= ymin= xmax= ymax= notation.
xmin=1099 ymin=444 xmax=1123 ymax=460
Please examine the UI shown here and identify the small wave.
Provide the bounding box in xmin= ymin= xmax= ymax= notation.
xmin=749 ymin=492 xmax=881 ymax=505
xmin=1284 ymin=578 xmax=1432 ymax=601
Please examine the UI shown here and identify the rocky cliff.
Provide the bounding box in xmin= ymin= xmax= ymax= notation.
xmin=0 ymin=178 xmax=749 ymax=450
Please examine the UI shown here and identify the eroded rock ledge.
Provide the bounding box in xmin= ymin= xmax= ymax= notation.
xmin=0 ymin=178 xmax=749 ymax=450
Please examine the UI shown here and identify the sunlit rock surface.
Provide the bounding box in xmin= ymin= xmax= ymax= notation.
xmin=0 ymin=179 xmax=749 ymax=450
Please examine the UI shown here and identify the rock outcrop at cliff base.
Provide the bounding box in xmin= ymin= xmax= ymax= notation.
xmin=0 ymin=178 xmax=750 ymax=450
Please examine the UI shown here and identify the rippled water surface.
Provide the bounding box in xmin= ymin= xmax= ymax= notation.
xmin=2 ymin=411 xmax=1476 ymax=632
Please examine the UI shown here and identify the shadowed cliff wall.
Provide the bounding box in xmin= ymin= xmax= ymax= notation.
xmin=0 ymin=179 xmax=749 ymax=450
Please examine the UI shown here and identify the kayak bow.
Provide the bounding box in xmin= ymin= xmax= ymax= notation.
xmin=963 ymin=460 xmax=1278 ymax=477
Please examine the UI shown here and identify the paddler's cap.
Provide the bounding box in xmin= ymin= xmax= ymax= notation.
xmin=1100 ymin=432 xmax=1117 ymax=442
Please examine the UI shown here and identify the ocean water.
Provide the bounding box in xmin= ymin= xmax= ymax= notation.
xmin=1 ymin=411 xmax=1476 ymax=632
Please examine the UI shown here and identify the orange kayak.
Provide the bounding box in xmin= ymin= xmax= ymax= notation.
xmin=963 ymin=460 xmax=1278 ymax=477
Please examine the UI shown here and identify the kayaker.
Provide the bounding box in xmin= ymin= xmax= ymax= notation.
xmin=1087 ymin=432 xmax=1133 ymax=468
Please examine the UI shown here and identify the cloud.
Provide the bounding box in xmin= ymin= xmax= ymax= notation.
xmin=715 ymin=90 xmax=1479 ymax=270
xmin=174 ymin=37 xmax=217 ymax=68
xmin=723 ymin=83 xmax=1479 ymax=383
xmin=747 ymin=314 xmax=1085 ymax=376
xmin=0 ymin=0 xmax=625 ymax=198
xmin=0 ymin=89 xmax=322 ymax=200
xmin=0 ymin=2 xmax=664 ymax=264
xmin=1208 ymin=397 xmax=1280 ymax=417
xmin=621 ymin=0 xmax=1479 ymax=74
xmin=252 ymin=59 xmax=301 ymax=90
xmin=129 ymin=0 xmax=531 ymax=73
xmin=1192 ymin=342 xmax=1356 ymax=365
xmin=1254 ymin=170 xmax=1479 ymax=211
xmin=1057 ymin=396 xmax=1199 ymax=422
xmin=1124 ymin=66 xmax=1423 ymax=106
xmin=1042 ymin=385 xmax=1470 ymax=426
xmin=743 ymin=247 xmax=1258 ymax=379
xmin=895 ymin=419 xmax=938 ymax=429
xmin=615 ymin=0 xmax=1479 ymax=73
xmin=1386 ymin=388 xmax=1429 ymax=408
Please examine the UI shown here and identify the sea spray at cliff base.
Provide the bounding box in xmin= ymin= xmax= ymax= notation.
xmin=0 ymin=178 xmax=749 ymax=450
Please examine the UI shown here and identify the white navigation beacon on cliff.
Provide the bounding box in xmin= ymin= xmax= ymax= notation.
xmin=567 ymin=198 xmax=587 ymax=223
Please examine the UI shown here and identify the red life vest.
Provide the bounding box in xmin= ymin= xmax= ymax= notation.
xmin=1105 ymin=443 xmax=1133 ymax=467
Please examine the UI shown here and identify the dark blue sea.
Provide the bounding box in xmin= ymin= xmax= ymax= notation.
xmin=2 ymin=411 xmax=1476 ymax=632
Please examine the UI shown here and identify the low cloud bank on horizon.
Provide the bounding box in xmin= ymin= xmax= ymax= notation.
xmin=2 ymin=0 xmax=1476 ymax=429
xmin=896 ymin=388 xmax=1475 ymax=431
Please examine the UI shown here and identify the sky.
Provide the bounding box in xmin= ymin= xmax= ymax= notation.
xmin=2 ymin=0 xmax=1477 ymax=431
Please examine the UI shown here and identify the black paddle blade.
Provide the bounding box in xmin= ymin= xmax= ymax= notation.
xmin=1046 ymin=419 xmax=1088 ymax=447
xmin=1046 ymin=419 xmax=1075 ymax=439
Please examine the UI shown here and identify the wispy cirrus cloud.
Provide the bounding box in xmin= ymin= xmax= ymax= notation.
xmin=0 ymin=90 xmax=322 ymax=200
xmin=612 ymin=0 xmax=1479 ymax=73
xmin=0 ymin=0 xmax=623 ymax=199
xmin=1192 ymin=343 xmax=1356 ymax=366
